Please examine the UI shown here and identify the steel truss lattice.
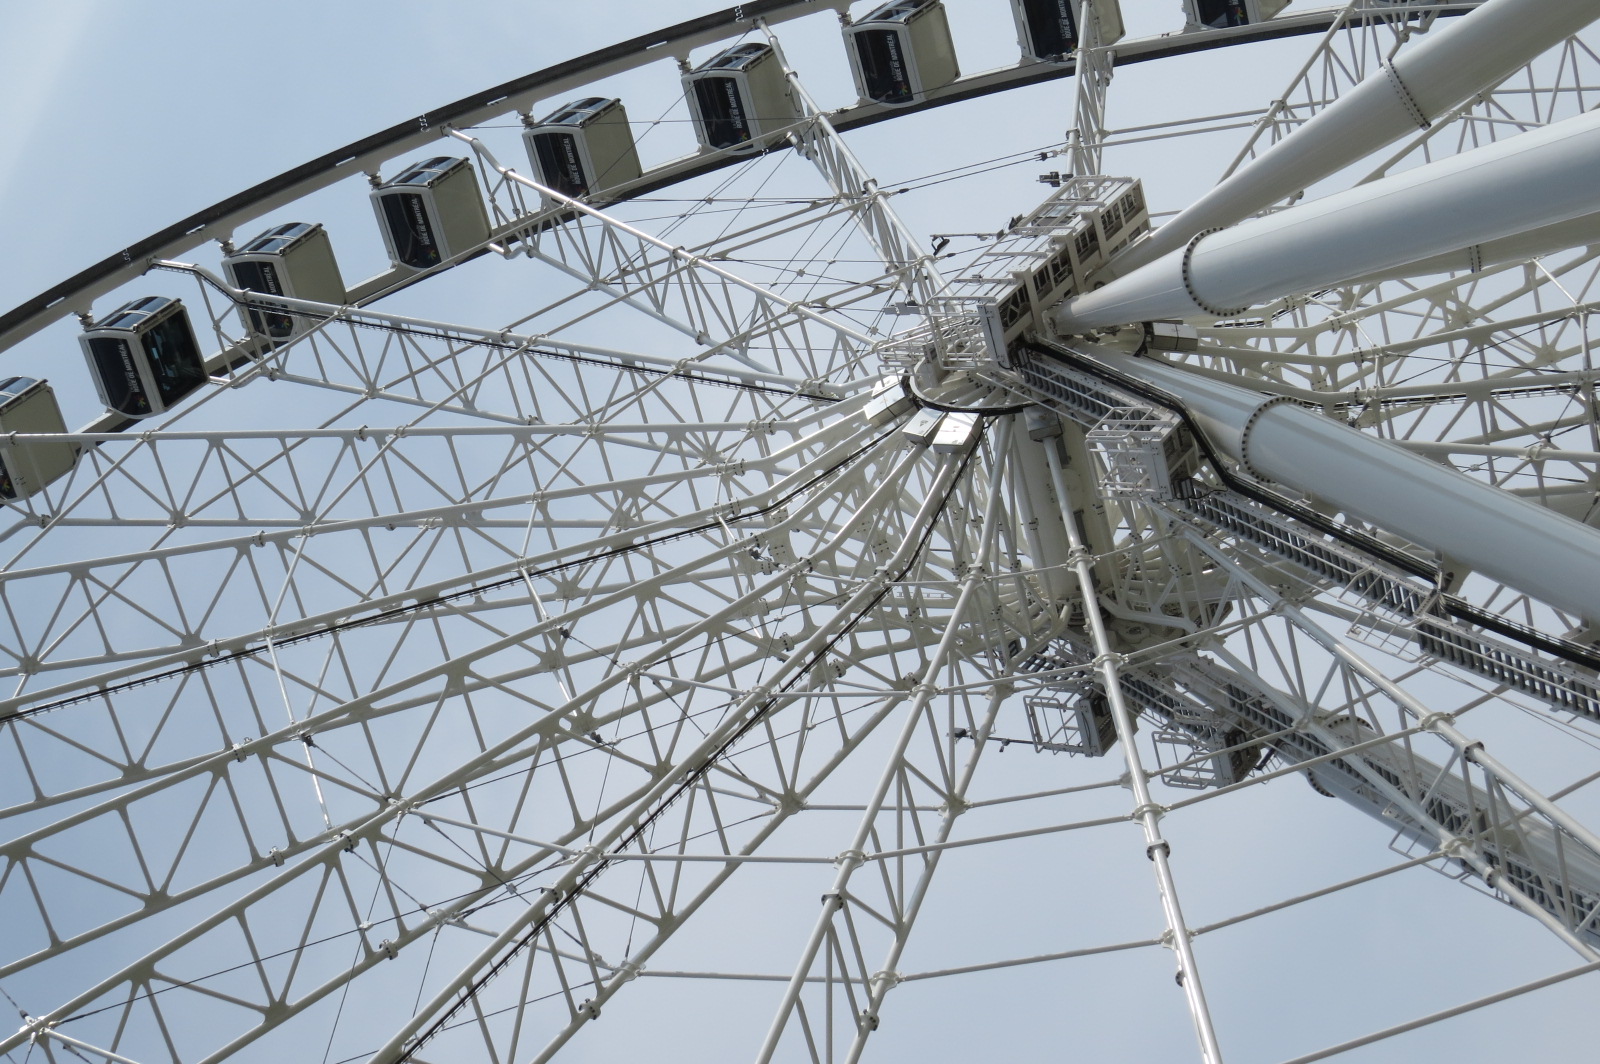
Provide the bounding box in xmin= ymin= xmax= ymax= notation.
xmin=5 ymin=2 xmax=1600 ymax=1063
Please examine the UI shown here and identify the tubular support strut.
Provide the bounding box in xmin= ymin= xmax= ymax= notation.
xmin=1093 ymin=349 xmax=1600 ymax=626
xmin=1043 ymin=441 xmax=1226 ymax=1064
xmin=1059 ymin=105 xmax=1600 ymax=331
xmin=1110 ymin=0 xmax=1600 ymax=274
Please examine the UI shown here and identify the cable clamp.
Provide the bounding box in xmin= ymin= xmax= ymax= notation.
xmin=1131 ymin=802 xmax=1166 ymax=822
xmin=869 ymin=969 xmax=902 ymax=990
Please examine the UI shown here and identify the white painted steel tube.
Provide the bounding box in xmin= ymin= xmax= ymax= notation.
xmin=1345 ymin=209 xmax=1600 ymax=285
xmin=1112 ymin=0 xmax=1600 ymax=274
xmin=1044 ymin=442 xmax=1225 ymax=1064
xmin=1103 ymin=351 xmax=1600 ymax=622
xmin=1057 ymin=105 xmax=1600 ymax=332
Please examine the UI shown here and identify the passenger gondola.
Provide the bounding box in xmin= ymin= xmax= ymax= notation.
xmin=524 ymin=97 xmax=643 ymax=199
xmin=1010 ymin=0 xmax=1124 ymax=60
xmin=1185 ymin=0 xmax=1289 ymax=30
xmin=79 ymin=296 xmax=207 ymax=419
xmin=0 ymin=378 xmax=80 ymax=500
xmin=222 ymin=222 xmax=346 ymax=341
xmin=370 ymin=157 xmax=491 ymax=271
xmin=682 ymin=43 xmax=798 ymax=153
xmin=844 ymin=0 xmax=960 ymax=107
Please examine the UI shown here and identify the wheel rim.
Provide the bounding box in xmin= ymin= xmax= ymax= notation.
xmin=5 ymin=4 xmax=1600 ymax=1062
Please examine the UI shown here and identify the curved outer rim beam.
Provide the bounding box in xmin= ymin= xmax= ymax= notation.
xmin=1055 ymin=104 xmax=1600 ymax=332
xmin=1109 ymin=0 xmax=1600 ymax=276
xmin=0 ymin=3 xmax=1470 ymax=354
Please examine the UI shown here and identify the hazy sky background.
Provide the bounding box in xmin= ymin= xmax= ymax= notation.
xmin=2 ymin=2 xmax=1598 ymax=1062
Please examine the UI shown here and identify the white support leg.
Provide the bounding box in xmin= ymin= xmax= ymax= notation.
xmin=1057 ymin=104 xmax=1600 ymax=331
xmin=1042 ymin=442 xmax=1226 ymax=1064
xmin=1112 ymin=0 xmax=1600 ymax=274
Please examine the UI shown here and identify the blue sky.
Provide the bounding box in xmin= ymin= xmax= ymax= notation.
xmin=2 ymin=3 xmax=1598 ymax=1062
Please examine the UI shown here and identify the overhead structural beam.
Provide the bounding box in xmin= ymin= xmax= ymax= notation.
xmin=1054 ymin=105 xmax=1600 ymax=332
xmin=1088 ymin=346 xmax=1600 ymax=625
xmin=1345 ymin=209 xmax=1600 ymax=286
xmin=1109 ymin=0 xmax=1600 ymax=276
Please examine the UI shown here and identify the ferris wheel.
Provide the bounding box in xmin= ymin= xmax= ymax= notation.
xmin=5 ymin=0 xmax=1600 ymax=1061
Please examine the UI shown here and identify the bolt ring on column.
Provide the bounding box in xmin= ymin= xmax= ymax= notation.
xmin=1181 ymin=228 xmax=1253 ymax=319
xmin=1237 ymin=395 xmax=1314 ymax=482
